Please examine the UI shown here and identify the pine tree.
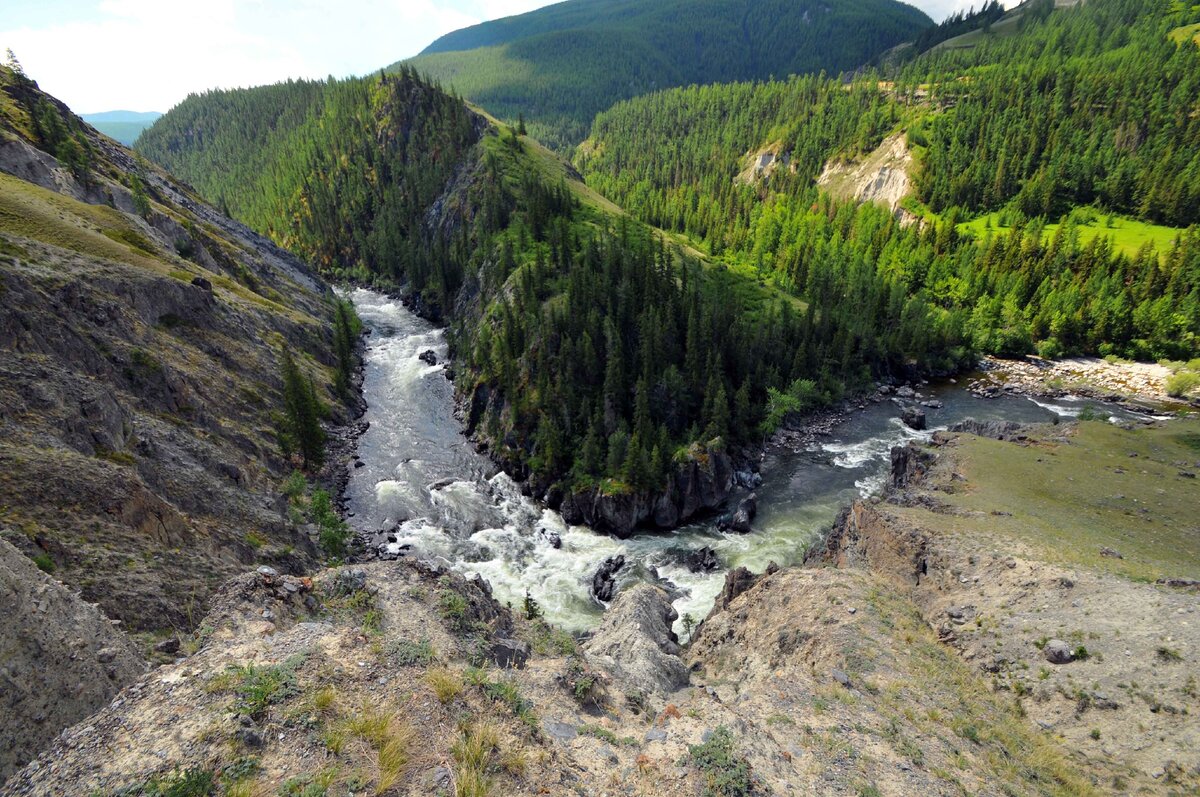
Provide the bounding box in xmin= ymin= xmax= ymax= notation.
xmin=280 ymin=347 xmax=325 ymax=469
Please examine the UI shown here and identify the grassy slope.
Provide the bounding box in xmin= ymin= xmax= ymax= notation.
xmin=1168 ymin=20 xmax=1200 ymax=43
xmin=958 ymin=211 xmax=1186 ymax=259
xmin=911 ymin=420 xmax=1200 ymax=582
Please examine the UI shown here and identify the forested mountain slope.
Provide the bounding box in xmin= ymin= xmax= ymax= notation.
xmin=138 ymin=68 xmax=974 ymax=533
xmin=403 ymin=0 xmax=933 ymax=148
xmin=577 ymin=0 xmax=1200 ymax=363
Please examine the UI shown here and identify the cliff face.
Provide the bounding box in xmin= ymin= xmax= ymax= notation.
xmin=557 ymin=444 xmax=736 ymax=537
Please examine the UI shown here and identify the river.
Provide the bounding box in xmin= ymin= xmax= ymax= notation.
xmin=343 ymin=288 xmax=1153 ymax=635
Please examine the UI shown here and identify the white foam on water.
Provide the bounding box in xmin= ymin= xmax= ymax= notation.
xmin=458 ymin=523 xmax=623 ymax=634
xmin=822 ymin=416 xmax=931 ymax=468
xmin=855 ymin=471 xmax=887 ymax=497
xmin=1029 ymin=397 xmax=1082 ymax=417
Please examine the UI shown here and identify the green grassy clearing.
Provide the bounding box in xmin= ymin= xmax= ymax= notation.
xmin=0 ymin=171 xmax=170 ymax=270
xmin=958 ymin=210 xmax=1185 ymax=258
xmin=913 ymin=420 xmax=1200 ymax=581
xmin=1168 ymin=21 xmax=1200 ymax=44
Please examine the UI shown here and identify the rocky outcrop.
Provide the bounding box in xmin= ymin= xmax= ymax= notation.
xmin=582 ymin=584 xmax=689 ymax=697
xmin=683 ymin=546 xmax=720 ymax=573
xmin=729 ymin=492 xmax=757 ymax=532
xmin=948 ymin=418 xmax=1030 ymax=442
xmin=816 ymin=132 xmax=913 ymax=212
xmin=889 ymin=442 xmax=935 ymax=489
xmin=0 ymin=537 xmax=146 ymax=781
xmin=590 ymin=555 xmax=626 ymax=603
xmin=560 ymin=445 xmax=734 ymax=537
xmin=707 ymin=565 xmax=766 ymax=616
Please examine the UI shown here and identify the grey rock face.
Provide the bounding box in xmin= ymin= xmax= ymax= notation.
xmin=728 ymin=493 xmax=757 ymax=533
xmin=684 ymin=546 xmax=721 ymax=573
xmin=949 ymin=419 xmax=1028 ymax=442
xmin=490 ymin=637 xmax=531 ymax=670
xmin=0 ymin=538 xmax=146 ymax=781
xmin=890 ymin=443 xmax=936 ymax=489
xmin=591 ymin=555 xmax=626 ymax=603
xmin=582 ymin=585 xmax=689 ymax=697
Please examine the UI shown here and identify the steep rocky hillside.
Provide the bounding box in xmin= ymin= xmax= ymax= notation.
xmin=807 ymin=419 xmax=1200 ymax=791
xmin=12 ymin=416 xmax=1197 ymax=795
xmin=0 ymin=68 xmax=345 ymax=653
xmin=0 ymin=538 xmax=146 ymax=782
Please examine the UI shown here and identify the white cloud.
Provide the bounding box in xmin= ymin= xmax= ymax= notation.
xmin=2 ymin=0 xmax=1011 ymax=113
xmin=0 ymin=0 xmax=480 ymax=113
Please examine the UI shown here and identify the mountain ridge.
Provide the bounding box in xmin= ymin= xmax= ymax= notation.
xmin=403 ymin=0 xmax=934 ymax=147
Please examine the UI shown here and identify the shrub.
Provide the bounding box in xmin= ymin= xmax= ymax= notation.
xmin=688 ymin=727 xmax=753 ymax=797
xmin=390 ymin=638 xmax=436 ymax=667
xmin=221 ymin=655 xmax=305 ymax=719
xmin=438 ymin=590 xmax=470 ymax=631
xmin=113 ymin=766 xmax=217 ymax=796
xmin=1036 ymin=337 xmax=1063 ymax=360
xmin=1157 ymin=646 xmax=1183 ymax=662
xmin=1166 ymin=371 xmax=1200 ymax=398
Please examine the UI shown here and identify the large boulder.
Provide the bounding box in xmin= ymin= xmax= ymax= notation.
xmin=900 ymin=406 xmax=927 ymax=431
xmin=590 ymin=555 xmax=626 ymax=603
xmin=1043 ymin=639 xmax=1075 ymax=665
xmin=582 ymin=585 xmax=689 ymax=697
xmin=728 ymin=493 xmax=757 ymax=533
xmin=949 ymin=419 xmax=1028 ymax=442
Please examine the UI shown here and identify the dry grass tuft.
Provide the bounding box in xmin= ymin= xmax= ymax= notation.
xmin=426 ymin=667 xmax=465 ymax=704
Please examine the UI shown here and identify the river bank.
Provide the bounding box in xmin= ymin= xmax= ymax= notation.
xmin=968 ymin=354 xmax=1196 ymax=413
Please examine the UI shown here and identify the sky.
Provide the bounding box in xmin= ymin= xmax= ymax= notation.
xmin=3 ymin=0 xmax=986 ymax=114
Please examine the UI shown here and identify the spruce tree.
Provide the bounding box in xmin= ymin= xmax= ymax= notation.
xmin=280 ymin=347 xmax=325 ymax=469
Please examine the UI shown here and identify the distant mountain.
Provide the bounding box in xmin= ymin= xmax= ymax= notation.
xmin=80 ymin=110 xmax=162 ymax=145
xmin=403 ymin=0 xmax=933 ymax=148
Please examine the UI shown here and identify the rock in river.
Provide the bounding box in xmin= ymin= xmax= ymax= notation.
xmin=591 ymin=555 xmax=626 ymax=603
xmin=901 ymin=406 xmax=927 ymax=430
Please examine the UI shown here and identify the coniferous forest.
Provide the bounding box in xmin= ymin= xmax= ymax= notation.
xmin=138 ymin=0 xmax=1200 ymax=501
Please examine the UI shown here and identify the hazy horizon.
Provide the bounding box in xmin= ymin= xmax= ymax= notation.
xmin=4 ymin=0 xmax=998 ymax=114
